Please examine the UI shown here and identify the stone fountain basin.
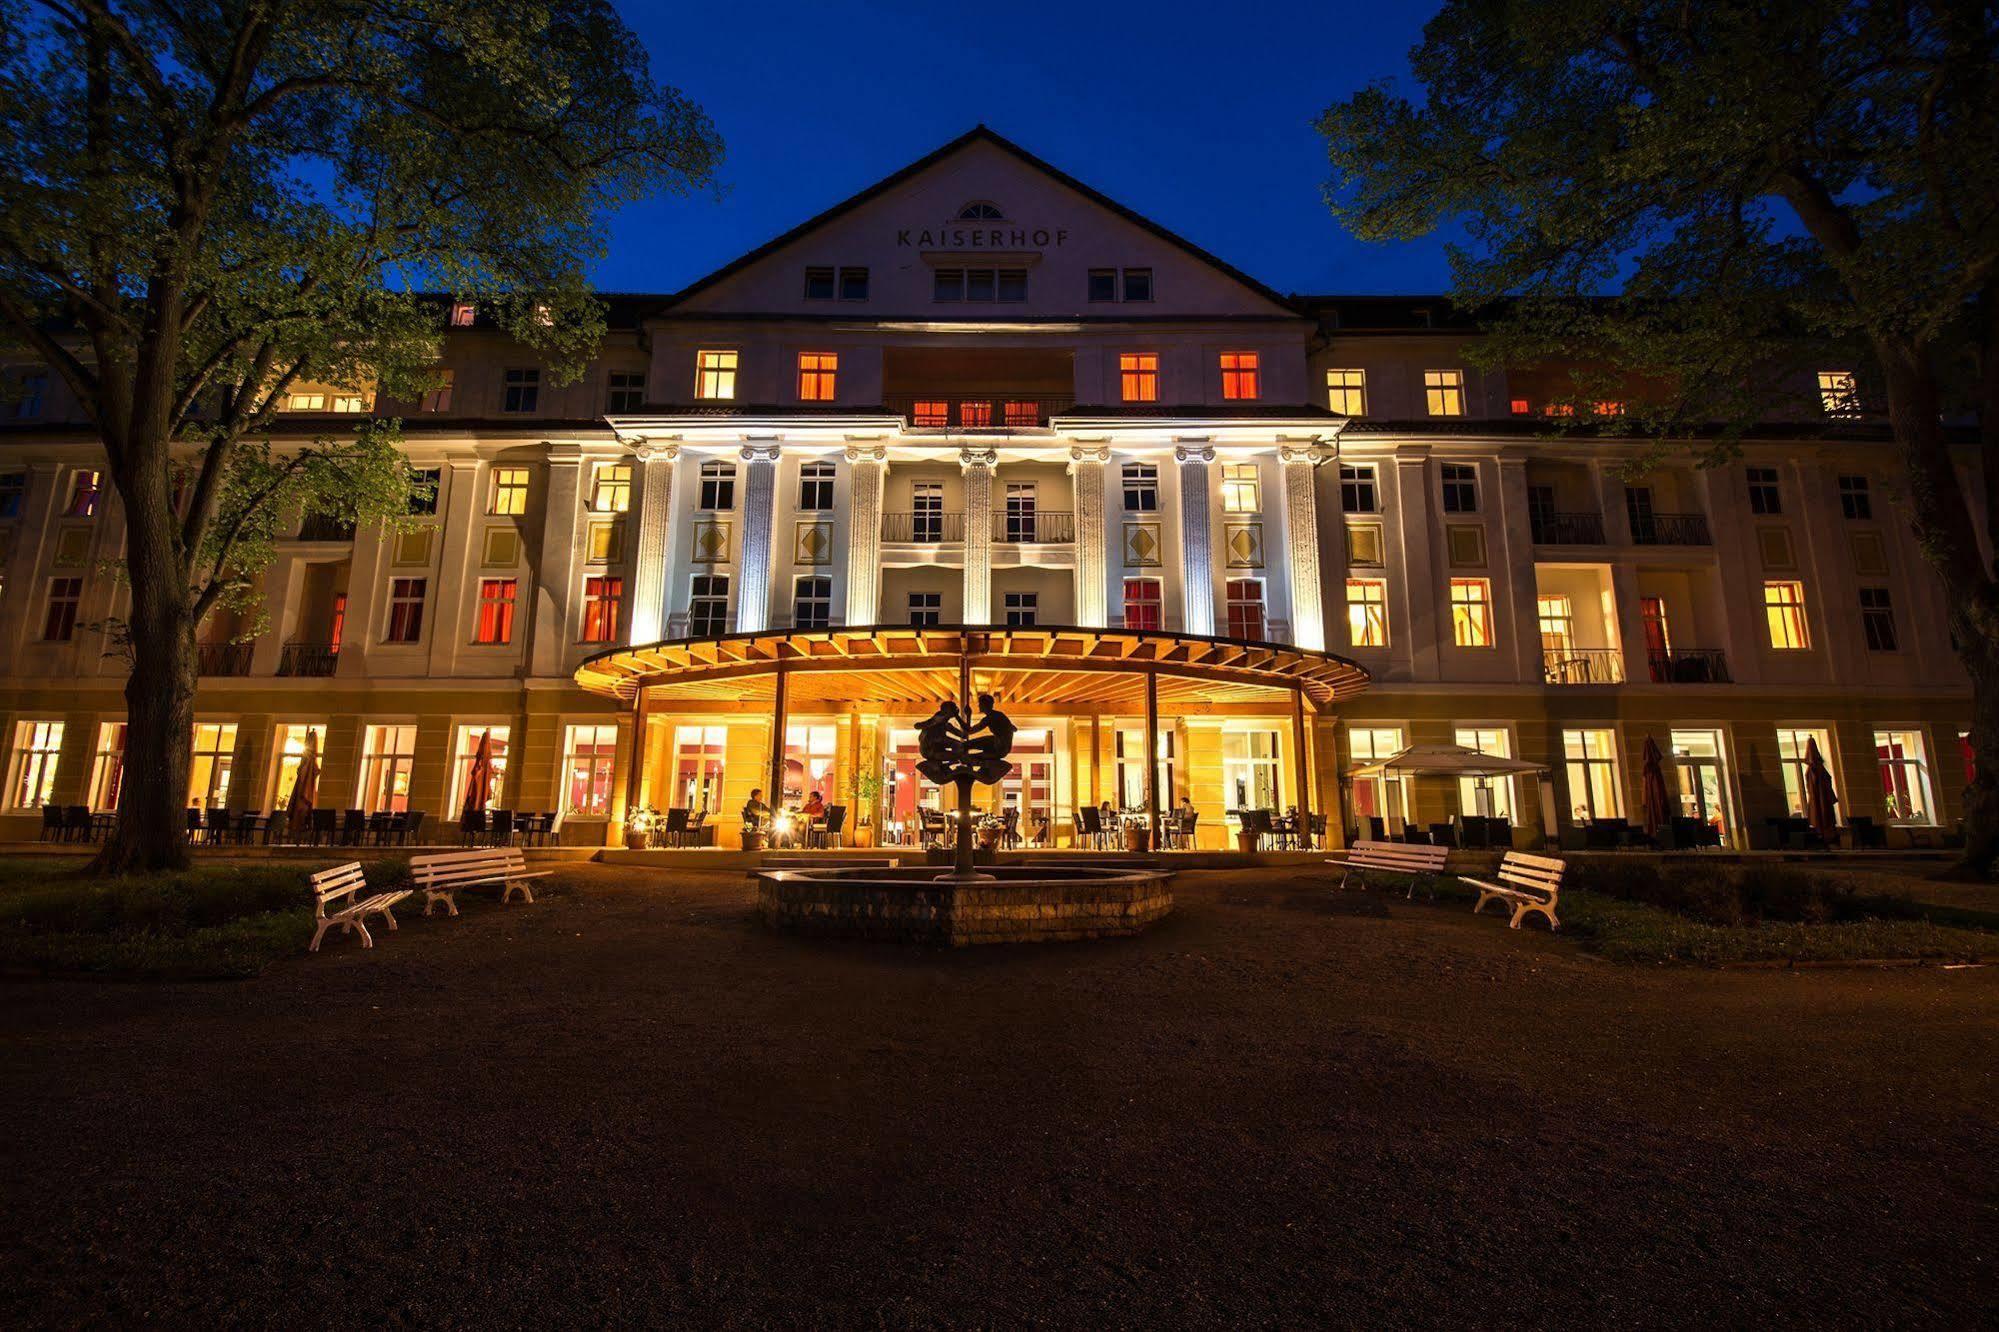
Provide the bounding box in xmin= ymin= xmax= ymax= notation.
xmin=755 ymin=865 xmax=1174 ymax=946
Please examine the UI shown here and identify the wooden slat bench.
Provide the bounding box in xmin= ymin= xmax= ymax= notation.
xmin=1464 ymin=851 xmax=1566 ymax=930
xmin=309 ymin=861 xmax=412 ymax=952
xmin=1331 ymin=839 xmax=1451 ymax=898
xmin=410 ymin=848 xmax=550 ymax=916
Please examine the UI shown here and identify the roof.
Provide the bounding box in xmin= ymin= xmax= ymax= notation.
xmin=661 ymin=126 xmax=1302 ymax=316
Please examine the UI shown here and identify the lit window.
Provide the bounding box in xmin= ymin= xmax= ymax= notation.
xmin=188 ymin=722 xmax=237 ymax=809
xmin=8 ymin=720 xmax=63 ymax=809
xmin=1455 ymin=727 xmax=1517 ymax=820
xmin=385 ymin=578 xmax=426 ymax=643
xmin=358 ymin=724 xmax=417 ymax=814
xmin=1874 ymin=729 xmax=1935 ymax=824
xmin=1220 ymin=730 xmax=1279 ymax=811
xmin=1346 ymin=578 xmax=1388 ymax=647
xmin=606 ymin=371 xmax=645 ymax=412
xmin=586 ymin=520 xmax=624 ymax=564
xmin=330 ymin=393 xmax=367 ymax=413
xmin=1220 ymin=351 xmax=1261 ymax=401
xmin=88 ymin=721 xmax=125 ymax=812
xmin=698 ymin=461 xmax=735 ymax=511
xmin=959 ymin=400 xmax=993 ymax=428
xmin=1776 ymin=728 xmax=1836 ymax=817
xmin=671 ymin=724 xmax=728 ymax=813
xmin=1562 ymin=728 xmax=1623 ymax=822
xmin=798 ymin=461 xmax=835 ymax=511
xmin=1510 ymin=398 xmax=1531 ymax=415
xmin=1326 ymin=368 xmax=1366 ymax=415
xmin=449 ymin=301 xmax=475 ymax=327
xmin=695 ymin=350 xmax=738 ymax=400
xmin=65 ymin=469 xmax=101 ymax=518
xmin=1115 ymin=728 xmax=1177 ymax=809
xmin=475 ymin=578 xmax=517 ymax=645
xmin=1003 ymin=591 xmax=1037 ymax=627
xmin=590 ymin=462 xmax=631 ymax=513
xmin=1225 ymin=578 xmax=1266 ymax=640
xmin=792 ymin=576 xmax=832 ymax=630
xmin=450 ymin=725 xmax=509 ymax=812
xmin=561 ymin=724 xmax=620 ymax=817
xmin=1122 ymin=577 xmax=1163 ymax=631
xmin=1003 ymin=400 xmax=1038 ymax=427
xmin=582 ymin=576 xmax=623 ymax=643
xmin=271 ymin=723 xmax=328 ymax=810
xmin=1221 ymin=463 xmax=1260 ymax=513
xmin=912 ymin=400 xmax=949 ymax=427
xmin=1440 ymin=463 xmax=1478 ymax=513
xmin=1818 ymin=370 xmax=1860 ymax=417
xmin=797 ymin=352 xmax=838 ymax=402
xmin=1838 ymin=474 xmax=1871 ymax=520
xmin=1339 ymin=464 xmax=1377 ymax=513
xmin=1764 ymin=580 xmax=1810 ymax=649
xmin=489 ymin=466 xmax=530 ymax=515
xmin=1122 ymin=463 xmax=1158 ymax=511
xmin=286 ymin=392 xmax=327 ymax=411
xmin=1424 ymin=369 xmax=1465 ymax=416
xmin=1860 ymin=587 xmax=1898 ymax=651
xmin=420 ymin=369 xmax=454 ymax=413
xmin=1538 ymin=595 xmax=1576 ymax=654
xmin=907 ymin=592 xmax=942 ymax=626
xmin=501 ymin=368 xmax=539 ymax=413
xmin=1119 ymin=353 xmax=1159 ymax=403
xmin=689 ymin=574 xmax=729 ymax=636
xmin=1747 ymin=466 xmax=1782 ymax=514
xmin=1450 ymin=578 xmax=1493 ymax=647
xmin=1348 ymin=726 xmax=1411 ymax=827
xmin=43 ymin=577 xmax=82 ymax=641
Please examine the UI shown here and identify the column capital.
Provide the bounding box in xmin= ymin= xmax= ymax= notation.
xmin=1068 ymin=444 xmax=1112 ymax=466
xmin=844 ymin=443 xmax=888 ymax=465
xmin=630 ymin=440 xmax=680 ymax=463
xmin=1278 ymin=443 xmax=1336 ymax=467
xmin=740 ymin=441 xmax=782 ymax=464
xmin=1174 ymin=443 xmax=1216 ymax=465
xmin=959 ymin=446 xmax=999 ymax=472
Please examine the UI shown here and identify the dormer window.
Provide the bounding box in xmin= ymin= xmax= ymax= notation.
xmin=957 ymin=201 xmax=1004 ymax=220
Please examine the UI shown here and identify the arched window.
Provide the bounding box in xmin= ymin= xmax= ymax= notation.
xmin=956 ymin=200 xmax=1004 ymax=220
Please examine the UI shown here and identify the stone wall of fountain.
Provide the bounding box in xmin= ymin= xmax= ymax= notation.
xmin=756 ymin=866 xmax=1173 ymax=946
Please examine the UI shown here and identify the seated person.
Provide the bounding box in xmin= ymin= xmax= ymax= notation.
xmin=741 ymin=788 xmax=771 ymax=829
xmin=802 ymin=789 xmax=826 ymax=820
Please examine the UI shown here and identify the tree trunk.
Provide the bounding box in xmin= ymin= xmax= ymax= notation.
xmin=1957 ymin=640 xmax=1999 ymax=876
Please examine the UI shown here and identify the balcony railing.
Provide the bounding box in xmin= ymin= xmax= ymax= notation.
xmin=296 ymin=513 xmax=357 ymax=542
xmin=1628 ymin=512 xmax=1711 ymax=545
xmin=196 ymin=642 xmax=253 ymax=676
xmin=278 ymin=641 xmax=340 ymax=677
xmin=1645 ymin=647 xmax=1731 ymax=684
xmin=1543 ymin=648 xmax=1625 ymax=685
xmin=884 ymin=394 xmax=1075 ymax=430
xmin=993 ymin=511 xmax=1076 ymax=544
xmin=1530 ymin=512 xmax=1607 ymax=545
xmin=881 ymin=511 xmax=965 ymax=543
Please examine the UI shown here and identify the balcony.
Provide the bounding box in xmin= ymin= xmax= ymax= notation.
xmin=993 ymin=511 xmax=1075 ymax=544
xmin=881 ymin=511 xmax=966 ymax=543
xmin=1543 ymin=647 xmax=1625 ymax=685
xmin=296 ymin=513 xmax=357 ymax=542
xmin=885 ymin=394 xmax=1075 ymax=431
xmin=196 ymin=642 xmax=253 ymax=676
xmin=1645 ymin=647 xmax=1731 ymax=684
xmin=1629 ymin=512 xmax=1711 ymax=545
xmin=1530 ymin=512 xmax=1607 ymax=545
xmin=278 ymin=641 xmax=340 ymax=677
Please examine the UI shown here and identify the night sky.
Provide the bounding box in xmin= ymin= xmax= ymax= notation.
xmin=596 ymin=0 xmax=1451 ymax=299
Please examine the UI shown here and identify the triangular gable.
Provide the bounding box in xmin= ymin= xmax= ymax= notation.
xmin=665 ymin=126 xmax=1301 ymax=320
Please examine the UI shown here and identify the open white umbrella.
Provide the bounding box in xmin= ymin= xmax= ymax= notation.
xmin=1347 ymin=743 xmax=1549 ymax=836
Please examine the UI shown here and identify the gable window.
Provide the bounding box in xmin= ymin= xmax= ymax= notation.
xmin=792 ymin=576 xmax=832 ymax=630
xmin=489 ymin=466 xmax=530 ymax=515
xmin=1818 ymin=370 xmax=1860 ymax=417
xmin=1122 ymin=463 xmax=1158 ymax=512
xmin=689 ymin=574 xmax=729 ymax=636
xmin=933 ymin=267 xmax=1027 ymax=303
xmin=838 ymin=267 xmax=869 ymax=301
xmin=43 ymin=577 xmax=82 ymax=641
xmin=1123 ymin=577 xmax=1163 ymax=631
xmin=1225 ymin=578 xmax=1266 ymax=641
xmin=1221 ymin=463 xmax=1259 ymax=513
xmin=65 ymin=469 xmax=101 ymax=519
xmin=1346 ymin=578 xmax=1388 ymax=647
xmin=475 ymin=579 xmax=517 ymax=645
xmin=1424 ymin=369 xmax=1466 ymax=416
xmin=1088 ymin=269 xmax=1117 ymax=302
xmin=8 ymin=720 xmax=64 ymax=809
xmin=582 ymin=575 xmax=623 ymax=643
xmin=1002 ymin=591 xmax=1038 ymax=627
xmin=907 ymin=592 xmax=941 ymax=627
xmin=1123 ymin=268 xmax=1152 ymax=302
xmin=958 ymin=201 xmax=1003 ymax=220
xmin=695 ymin=349 xmax=738 ymax=400
xmin=698 ymin=461 xmax=736 ymax=511
xmin=1763 ymin=580 xmax=1810 ymax=649
xmin=1440 ymin=463 xmax=1479 ymax=513
xmin=1220 ymin=352 xmax=1261 ymax=401
xmin=385 ymin=578 xmax=426 ymax=643
xmin=804 ymin=266 xmax=836 ymax=300
xmin=1119 ymin=353 xmax=1159 ymax=404
xmin=1450 ymin=579 xmax=1494 ymax=647
xmin=1860 ymin=587 xmax=1898 ymax=651
xmin=798 ymin=461 xmax=835 ymax=511
xmin=806 ymin=265 xmax=869 ymax=302
xmin=502 ymin=368 xmax=539 ymax=414
xmin=797 ymin=352 xmax=838 ymax=403
xmin=1838 ymin=474 xmax=1871 ymax=520
xmin=420 ymin=369 xmax=454 ymax=413
xmin=1339 ymin=464 xmax=1377 ymax=514
xmin=606 ymin=371 xmax=645 ymax=412
xmin=1747 ymin=466 xmax=1782 ymax=514
xmin=1326 ymin=368 xmax=1366 ymax=415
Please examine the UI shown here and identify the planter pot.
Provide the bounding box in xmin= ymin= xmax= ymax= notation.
xmin=851 ymin=825 xmax=875 ymax=849
xmin=624 ymin=830 xmax=648 ymax=850
xmin=1125 ymin=825 xmax=1152 ymax=854
xmin=741 ymin=830 xmax=767 ymax=852
xmin=1235 ymin=830 xmax=1258 ymax=853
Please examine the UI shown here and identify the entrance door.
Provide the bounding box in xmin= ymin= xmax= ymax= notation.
xmin=1669 ymin=728 xmax=1732 ymax=846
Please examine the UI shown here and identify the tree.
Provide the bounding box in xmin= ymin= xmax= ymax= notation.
xmin=1318 ymin=2 xmax=1999 ymax=869
xmin=0 ymin=0 xmax=721 ymax=871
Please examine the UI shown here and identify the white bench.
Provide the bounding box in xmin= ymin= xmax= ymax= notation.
xmin=410 ymin=848 xmax=551 ymax=916
xmin=309 ymin=861 xmax=412 ymax=952
xmin=1464 ymin=851 xmax=1566 ymax=930
xmin=1332 ymin=839 xmax=1451 ymax=898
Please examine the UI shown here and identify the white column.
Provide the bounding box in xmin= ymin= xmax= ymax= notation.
xmin=961 ymin=447 xmax=996 ymax=624
xmin=625 ymin=441 xmax=677 ymax=644
xmin=1278 ymin=443 xmax=1333 ymax=650
xmin=530 ymin=448 xmax=585 ymax=675
xmin=1494 ymin=452 xmax=1542 ymax=682
xmin=735 ymin=441 xmax=780 ymax=633
xmin=1176 ymin=443 xmax=1216 ymax=637
xmin=844 ymin=444 xmax=887 ymax=627
xmin=1070 ymin=445 xmax=1111 ymax=627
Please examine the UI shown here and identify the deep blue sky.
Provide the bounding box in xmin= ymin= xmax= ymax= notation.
xmin=597 ymin=0 xmax=1450 ymax=298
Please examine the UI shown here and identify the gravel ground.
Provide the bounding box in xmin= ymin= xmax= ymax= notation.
xmin=3 ymin=865 xmax=1994 ymax=1328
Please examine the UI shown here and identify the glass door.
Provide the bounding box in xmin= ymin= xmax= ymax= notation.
xmin=1669 ymin=728 xmax=1732 ymax=846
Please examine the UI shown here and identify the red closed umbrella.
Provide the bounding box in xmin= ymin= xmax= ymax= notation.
xmin=1803 ymin=737 xmax=1840 ymax=841
xmin=286 ymin=730 xmax=320 ymax=839
xmin=460 ymin=729 xmax=494 ymax=831
xmin=1640 ymin=736 xmax=1671 ymax=838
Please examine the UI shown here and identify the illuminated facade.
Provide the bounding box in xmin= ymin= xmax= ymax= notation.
xmin=0 ymin=128 xmax=1976 ymax=849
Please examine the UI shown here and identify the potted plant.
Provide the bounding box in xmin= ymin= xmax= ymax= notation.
xmin=741 ymin=824 xmax=767 ymax=852
xmin=623 ymin=806 xmax=657 ymax=850
xmin=1124 ymin=815 xmax=1151 ymax=854
xmin=1234 ymin=819 xmax=1257 ymax=854
xmin=978 ymin=814 xmax=1003 ymax=850
xmin=847 ymin=770 xmax=883 ymax=849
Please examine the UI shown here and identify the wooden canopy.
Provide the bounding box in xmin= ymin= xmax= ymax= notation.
xmin=574 ymin=625 xmax=1370 ymax=709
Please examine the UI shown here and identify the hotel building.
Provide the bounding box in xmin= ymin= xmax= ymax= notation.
xmin=0 ymin=128 xmax=1975 ymax=849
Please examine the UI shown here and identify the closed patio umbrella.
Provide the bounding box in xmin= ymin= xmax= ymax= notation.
xmin=285 ymin=730 xmax=320 ymax=840
xmin=1640 ymin=736 xmax=1671 ymax=838
xmin=1803 ymin=736 xmax=1840 ymax=841
xmin=460 ymin=729 xmax=494 ymax=832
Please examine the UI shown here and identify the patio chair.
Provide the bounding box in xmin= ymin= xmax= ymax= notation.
xmin=821 ymin=804 xmax=848 ymax=848
xmin=310 ymin=807 xmax=338 ymax=845
xmin=1845 ymin=815 xmax=1888 ymax=850
xmin=488 ymin=810 xmax=515 ymax=846
xmin=661 ymin=808 xmax=689 ymax=848
xmin=459 ymin=809 xmax=487 ymax=845
xmin=185 ymin=806 xmax=207 ymax=844
xmin=403 ymin=810 xmax=427 ymax=845
xmin=40 ymin=805 xmax=65 ymax=842
xmin=366 ymin=810 xmax=393 ymax=846
xmin=1366 ymin=816 xmax=1387 ymax=842
xmin=1076 ymin=804 xmax=1103 ymax=850
xmin=1308 ymin=813 xmax=1327 ymax=850
xmin=1429 ymin=822 xmax=1458 ymax=849
xmin=687 ymin=808 xmax=709 ymax=846
xmin=340 ymin=808 xmax=367 ymax=846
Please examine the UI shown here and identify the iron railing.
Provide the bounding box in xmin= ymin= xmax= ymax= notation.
xmin=1530 ymin=512 xmax=1607 ymax=545
xmin=885 ymin=394 xmax=1074 ymax=430
xmin=1628 ymin=511 xmax=1711 ymax=545
xmin=881 ymin=511 xmax=965 ymax=543
xmin=196 ymin=642 xmax=254 ymax=676
xmin=1645 ymin=647 xmax=1731 ymax=683
xmin=1542 ymin=648 xmax=1625 ymax=685
xmin=278 ymin=641 xmax=340 ymax=677
xmin=993 ymin=511 xmax=1076 ymax=544
xmin=296 ymin=513 xmax=357 ymax=542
